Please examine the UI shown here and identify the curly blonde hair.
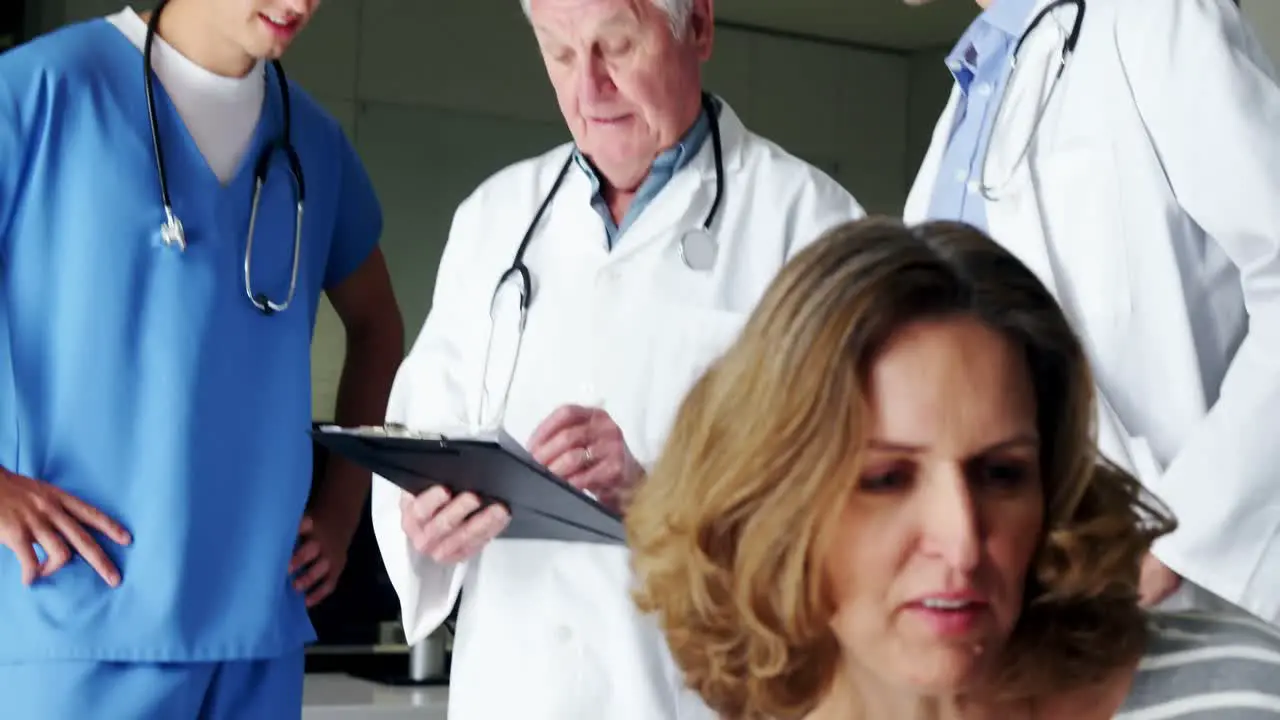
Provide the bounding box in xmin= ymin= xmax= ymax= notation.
xmin=626 ymin=218 xmax=1176 ymax=719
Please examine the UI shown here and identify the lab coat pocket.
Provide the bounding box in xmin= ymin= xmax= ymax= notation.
xmin=1032 ymin=146 xmax=1132 ymax=363
xmin=637 ymin=303 xmax=749 ymax=462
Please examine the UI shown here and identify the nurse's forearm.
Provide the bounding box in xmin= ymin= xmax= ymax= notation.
xmin=313 ymin=326 xmax=404 ymax=543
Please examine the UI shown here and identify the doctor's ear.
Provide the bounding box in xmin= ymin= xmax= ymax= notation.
xmin=688 ymin=0 xmax=714 ymax=61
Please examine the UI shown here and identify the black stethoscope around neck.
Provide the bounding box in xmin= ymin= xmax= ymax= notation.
xmin=503 ymin=91 xmax=725 ymax=308
xmin=143 ymin=0 xmax=306 ymax=315
xmin=977 ymin=0 xmax=1084 ymax=199
xmin=474 ymin=92 xmax=726 ymax=425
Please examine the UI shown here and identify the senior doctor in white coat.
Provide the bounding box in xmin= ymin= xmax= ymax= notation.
xmin=905 ymin=0 xmax=1280 ymax=624
xmin=370 ymin=0 xmax=864 ymax=717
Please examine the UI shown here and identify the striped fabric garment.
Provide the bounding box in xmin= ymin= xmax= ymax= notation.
xmin=1114 ymin=610 xmax=1280 ymax=718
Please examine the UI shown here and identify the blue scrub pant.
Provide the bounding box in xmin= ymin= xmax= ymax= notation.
xmin=0 ymin=651 xmax=304 ymax=720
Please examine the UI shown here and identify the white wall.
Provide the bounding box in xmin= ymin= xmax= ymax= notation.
xmin=51 ymin=1 xmax=940 ymax=418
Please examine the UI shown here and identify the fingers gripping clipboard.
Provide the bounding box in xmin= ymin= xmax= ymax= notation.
xmin=311 ymin=425 xmax=626 ymax=545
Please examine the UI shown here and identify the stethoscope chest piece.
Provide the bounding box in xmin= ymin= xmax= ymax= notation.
xmin=679 ymin=227 xmax=717 ymax=272
xmin=161 ymin=207 xmax=186 ymax=251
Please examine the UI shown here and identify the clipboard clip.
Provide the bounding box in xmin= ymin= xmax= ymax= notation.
xmin=316 ymin=423 xmax=451 ymax=449
xmin=384 ymin=423 xmax=450 ymax=450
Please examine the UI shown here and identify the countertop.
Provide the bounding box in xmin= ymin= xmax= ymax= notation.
xmin=303 ymin=673 xmax=449 ymax=719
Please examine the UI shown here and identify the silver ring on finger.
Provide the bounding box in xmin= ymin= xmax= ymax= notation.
xmin=582 ymin=445 xmax=595 ymax=466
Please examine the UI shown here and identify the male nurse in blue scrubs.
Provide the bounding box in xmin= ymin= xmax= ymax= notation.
xmin=0 ymin=1 xmax=404 ymax=717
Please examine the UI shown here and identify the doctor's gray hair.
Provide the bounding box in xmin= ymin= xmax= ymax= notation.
xmin=518 ymin=0 xmax=696 ymax=38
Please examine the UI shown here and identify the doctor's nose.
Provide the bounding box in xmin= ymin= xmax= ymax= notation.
xmin=577 ymin=56 xmax=617 ymax=106
xmin=917 ymin=468 xmax=983 ymax=573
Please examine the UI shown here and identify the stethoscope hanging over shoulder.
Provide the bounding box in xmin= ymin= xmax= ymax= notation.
xmin=978 ymin=0 xmax=1085 ymax=200
xmin=144 ymin=0 xmax=305 ymax=315
xmin=474 ymin=92 xmax=727 ymax=427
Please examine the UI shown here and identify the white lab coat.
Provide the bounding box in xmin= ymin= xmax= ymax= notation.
xmin=372 ymin=99 xmax=864 ymax=719
xmin=906 ymin=0 xmax=1280 ymax=623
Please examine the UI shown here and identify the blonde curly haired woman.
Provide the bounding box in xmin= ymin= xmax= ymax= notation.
xmin=626 ymin=218 xmax=1280 ymax=719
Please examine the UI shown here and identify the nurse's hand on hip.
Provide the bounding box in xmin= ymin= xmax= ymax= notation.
xmin=528 ymin=404 xmax=644 ymax=513
xmin=0 ymin=466 xmax=132 ymax=587
xmin=290 ymin=513 xmax=349 ymax=608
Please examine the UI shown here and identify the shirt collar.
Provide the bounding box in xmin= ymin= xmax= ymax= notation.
xmin=982 ymin=0 xmax=1038 ymax=36
xmin=944 ymin=0 xmax=1038 ymax=85
xmin=572 ymin=103 xmax=713 ymax=188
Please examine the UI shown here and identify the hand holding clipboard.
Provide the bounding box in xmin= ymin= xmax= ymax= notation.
xmin=397 ymin=485 xmax=513 ymax=565
xmin=311 ymin=418 xmax=627 ymax=564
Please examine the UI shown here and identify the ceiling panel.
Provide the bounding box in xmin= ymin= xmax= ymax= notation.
xmin=717 ymin=0 xmax=978 ymax=52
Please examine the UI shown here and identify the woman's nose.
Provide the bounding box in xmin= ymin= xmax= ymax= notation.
xmin=919 ymin=470 xmax=982 ymax=572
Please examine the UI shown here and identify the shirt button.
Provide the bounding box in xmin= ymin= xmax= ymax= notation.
xmin=975 ymin=82 xmax=993 ymax=97
xmin=555 ymin=625 xmax=573 ymax=643
xmin=954 ymin=169 xmax=967 ymax=182
xmin=966 ymin=180 xmax=981 ymax=193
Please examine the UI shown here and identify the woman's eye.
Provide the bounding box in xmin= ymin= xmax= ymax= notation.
xmin=974 ymin=460 xmax=1030 ymax=489
xmin=859 ymin=468 xmax=909 ymax=492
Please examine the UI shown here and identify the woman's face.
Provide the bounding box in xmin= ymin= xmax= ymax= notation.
xmin=825 ymin=316 xmax=1045 ymax=693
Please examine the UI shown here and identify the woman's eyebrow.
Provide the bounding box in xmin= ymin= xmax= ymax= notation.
xmin=865 ymin=434 xmax=1039 ymax=454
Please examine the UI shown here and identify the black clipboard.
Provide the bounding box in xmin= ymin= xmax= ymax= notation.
xmin=311 ymin=426 xmax=625 ymax=545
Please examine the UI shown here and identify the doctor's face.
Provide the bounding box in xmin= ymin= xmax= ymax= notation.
xmin=824 ymin=316 xmax=1044 ymax=693
xmin=529 ymin=0 xmax=713 ymax=189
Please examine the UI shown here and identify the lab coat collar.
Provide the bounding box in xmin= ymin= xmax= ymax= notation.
xmin=643 ymin=93 xmax=746 ymax=204
xmin=710 ymin=95 xmax=747 ymax=174
xmin=553 ymin=94 xmax=747 ymax=266
xmin=1026 ymin=0 xmax=1069 ymax=31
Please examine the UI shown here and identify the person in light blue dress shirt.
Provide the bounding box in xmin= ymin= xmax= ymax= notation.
xmin=924 ymin=0 xmax=1038 ymax=230
xmin=907 ymin=0 xmax=1280 ymax=622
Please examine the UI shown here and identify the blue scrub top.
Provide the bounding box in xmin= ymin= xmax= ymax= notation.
xmin=0 ymin=20 xmax=382 ymax=662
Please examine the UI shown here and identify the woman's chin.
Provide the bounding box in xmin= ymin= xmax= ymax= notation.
xmin=889 ymin=645 xmax=990 ymax=693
